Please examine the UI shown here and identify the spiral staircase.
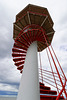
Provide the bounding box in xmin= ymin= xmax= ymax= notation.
xmin=12 ymin=4 xmax=67 ymax=100
xmin=40 ymin=82 xmax=64 ymax=100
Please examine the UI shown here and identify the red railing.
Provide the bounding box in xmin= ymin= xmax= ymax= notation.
xmin=39 ymin=68 xmax=67 ymax=99
xmin=38 ymin=29 xmax=67 ymax=100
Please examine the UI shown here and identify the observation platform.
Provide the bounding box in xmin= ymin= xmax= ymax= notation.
xmin=13 ymin=4 xmax=55 ymax=52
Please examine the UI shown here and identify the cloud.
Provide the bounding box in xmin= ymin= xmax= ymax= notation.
xmin=0 ymin=0 xmax=22 ymax=95
xmin=0 ymin=0 xmax=67 ymax=96
xmin=0 ymin=58 xmax=21 ymax=81
xmin=0 ymin=83 xmax=18 ymax=92
xmin=0 ymin=58 xmax=21 ymax=93
xmin=0 ymin=3 xmax=14 ymax=59
xmin=0 ymin=28 xmax=12 ymax=59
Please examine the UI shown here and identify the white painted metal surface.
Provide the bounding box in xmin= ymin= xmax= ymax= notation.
xmin=17 ymin=41 xmax=40 ymax=100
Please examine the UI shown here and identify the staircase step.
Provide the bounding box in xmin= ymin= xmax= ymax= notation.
xmin=40 ymin=82 xmax=44 ymax=86
xmin=39 ymin=83 xmax=64 ymax=99
xmin=59 ymin=96 xmax=64 ymax=100
xmin=40 ymin=89 xmax=57 ymax=95
xmin=40 ymin=94 xmax=57 ymax=100
xmin=40 ymin=94 xmax=64 ymax=100
xmin=40 ymin=85 xmax=50 ymax=90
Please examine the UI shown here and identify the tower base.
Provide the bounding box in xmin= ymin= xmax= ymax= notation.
xmin=17 ymin=41 xmax=40 ymax=100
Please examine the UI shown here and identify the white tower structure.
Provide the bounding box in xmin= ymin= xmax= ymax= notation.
xmin=17 ymin=41 xmax=40 ymax=100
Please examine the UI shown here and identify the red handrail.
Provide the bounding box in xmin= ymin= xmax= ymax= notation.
xmin=39 ymin=68 xmax=67 ymax=99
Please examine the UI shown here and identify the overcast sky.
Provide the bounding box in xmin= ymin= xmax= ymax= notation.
xmin=0 ymin=0 xmax=67 ymax=96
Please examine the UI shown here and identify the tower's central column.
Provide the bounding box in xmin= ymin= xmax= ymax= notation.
xmin=17 ymin=41 xmax=40 ymax=100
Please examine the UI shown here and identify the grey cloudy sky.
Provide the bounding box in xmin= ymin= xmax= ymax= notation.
xmin=0 ymin=0 xmax=67 ymax=95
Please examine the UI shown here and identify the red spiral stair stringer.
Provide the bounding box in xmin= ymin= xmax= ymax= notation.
xmin=12 ymin=25 xmax=45 ymax=73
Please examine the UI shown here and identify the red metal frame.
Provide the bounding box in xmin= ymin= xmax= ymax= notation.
xmin=46 ymin=48 xmax=59 ymax=94
xmin=12 ymin=25 xmax=45 ymax=72
xmin=41 ymin=30 xmax=67 ymax=99
xmin=13 ymin=21 xmax=67 ymax=99
xmin=16 ymin=11 xmax=47 ymax=23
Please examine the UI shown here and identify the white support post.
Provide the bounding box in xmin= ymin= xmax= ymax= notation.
xmin=17 ymin=41 xmax=40 ymax=100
